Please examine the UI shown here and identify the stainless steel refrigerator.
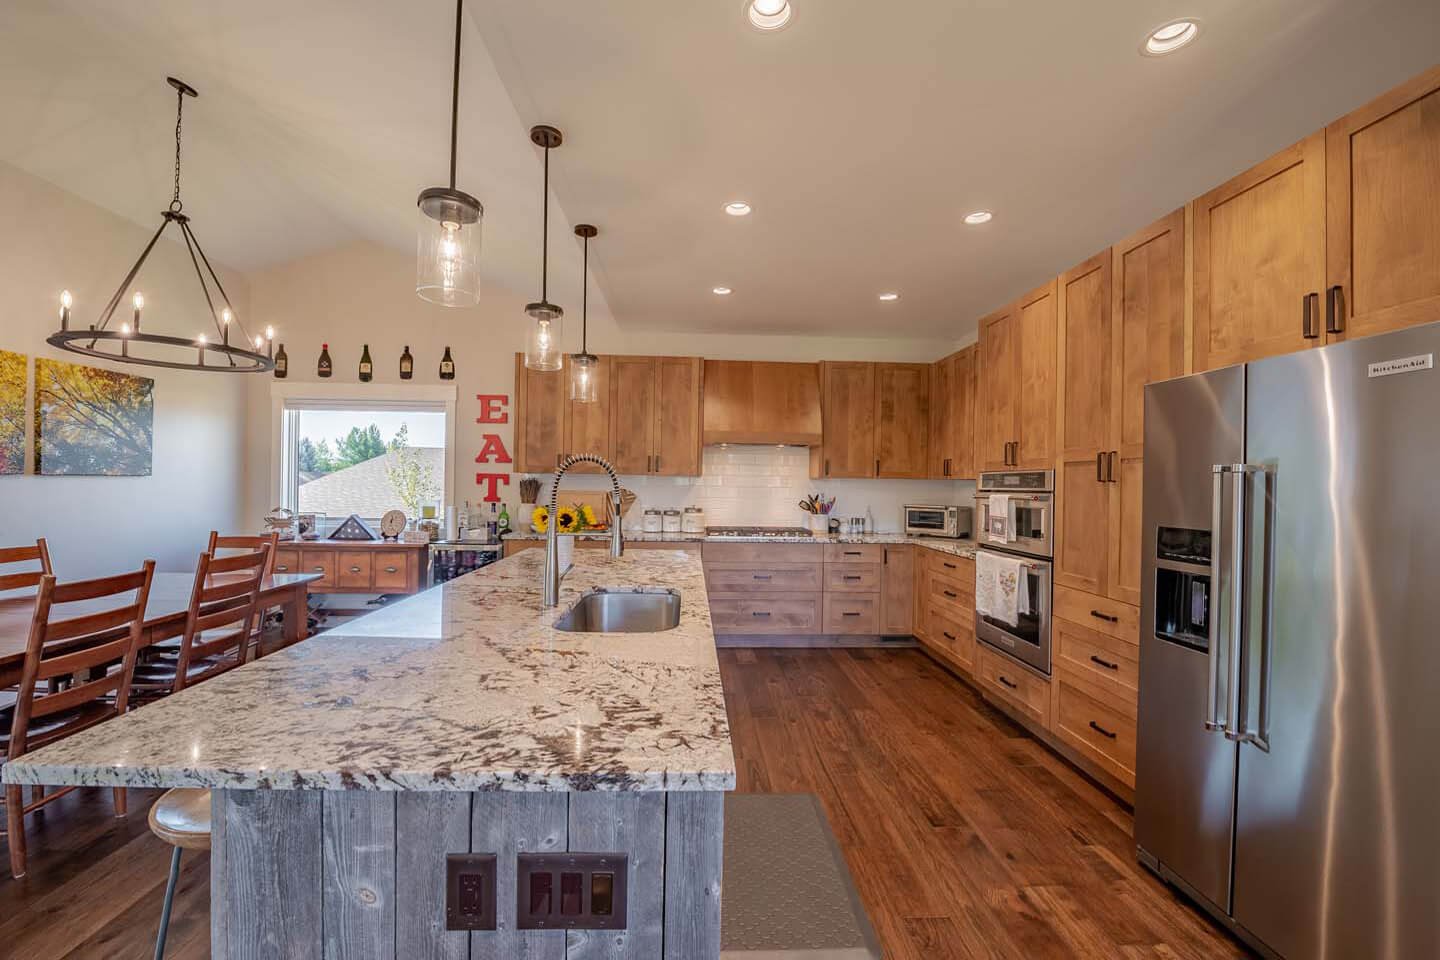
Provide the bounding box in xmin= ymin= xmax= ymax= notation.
xmin=1135 ymin=321 xmax=1440 ymax=960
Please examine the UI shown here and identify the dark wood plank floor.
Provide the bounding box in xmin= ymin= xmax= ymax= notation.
xmin=0 ymin=648 xmax=1249 ymax=958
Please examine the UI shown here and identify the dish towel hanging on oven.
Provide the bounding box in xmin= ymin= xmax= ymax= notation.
xmin=975 ymin=550 xmax=1026 ymax=628
xmin=987 ymin=494 xmax=1014 ymax=544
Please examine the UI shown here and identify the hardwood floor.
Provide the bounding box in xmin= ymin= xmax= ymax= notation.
xmin=721 ymin=648 xmax=1250 ymax=960
xmin=0 ymin=648 xmax=1248 ymax=958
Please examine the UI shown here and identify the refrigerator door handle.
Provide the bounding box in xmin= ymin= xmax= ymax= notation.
xmin=1206 ymin=466 xmax=1228 ymax=732
xmin=1237 ymin=465 xmax=1274 ymax=752
xmin=1223 ymin=466 xmax=1248 ymax=741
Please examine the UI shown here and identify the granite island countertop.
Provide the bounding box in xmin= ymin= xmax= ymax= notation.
xmin=3 ymin=548 xmax=734 ymax=793
xmin=503 ymin=529 xmax=978 ymax=560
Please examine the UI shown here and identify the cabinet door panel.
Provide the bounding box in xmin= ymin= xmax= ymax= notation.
xmin=927 ymin=354 xmax=952 ymax=478
xmin=1326 ymin=66 xmax=1440 ymax=341
xmin=1016 ymin=281 xmax=1058 ymax=469
xmin=977 ymin=308 xmax=1018 ymax=472
xmin=879 ymin=545 xmax=914 ymax=636
xmin=563 ymin=355 xmax=612 ymax=472
xmin=610 ymin=356 xmax=656 ymax=474
xmin=874 ymin=363 xmax=929 ymax=478
xmin=1056 ymin=458 xmax=1110 ymax=596
xmin=819 ymin=362 xmax=876 ymax=478
xmin=1193 ymin=132 xmax=1325 ymax=370
xmin=655 ymin=357 xmax=703 ymax=476
xmin=514 ymin=353 xmax=565 ymax=473
xmin=950 ymin=346 xmax=977 ymax=479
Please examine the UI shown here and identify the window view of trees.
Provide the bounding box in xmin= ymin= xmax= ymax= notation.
xmin=294 ymin=412 xmax=443 ymax=519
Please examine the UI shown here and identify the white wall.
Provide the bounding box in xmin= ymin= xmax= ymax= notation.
xmin=0 ymin=161 xmax=249 ymax=578
xmin=242 ymin=240 xmax=972 ymax=529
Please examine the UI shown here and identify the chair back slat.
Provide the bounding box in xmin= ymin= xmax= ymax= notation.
xmin=200 ymin=577 xmax=257 ymax=604
xmin=8 ymin=561 xmax=155 ymax=760
xmin=38 ymin=604 xmax=143 ymax=646
xmin=0 ymin=539 xmax=53 ymax=594
xmin=208 ymin=531 xmax=279 ymax=578
xmin=172 ymin=546 xmax=269 ymax=692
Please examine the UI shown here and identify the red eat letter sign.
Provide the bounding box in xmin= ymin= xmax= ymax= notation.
xmin=475 ymin=473 xmax=510 ymax=502
xmin=475 ymin=434 xmax=512 ymax=465
xmin=476 ymin=394 xmax=509 ymax=424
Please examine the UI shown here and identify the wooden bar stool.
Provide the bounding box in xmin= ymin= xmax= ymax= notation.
xmin=131 ymin=546 xmax=269 ymax=702
xmin=1 ymin=561 xmax=156 ymax=878
xmin=148 ymin=788 xmax=210 ymax=959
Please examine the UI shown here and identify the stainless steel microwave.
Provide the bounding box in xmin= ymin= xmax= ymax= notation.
xmin=903 ymin=504 xmax=971 ymax=539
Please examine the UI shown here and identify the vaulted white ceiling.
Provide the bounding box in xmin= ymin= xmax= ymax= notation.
xmin=2 ymin=0 xmax=1437 ymax=341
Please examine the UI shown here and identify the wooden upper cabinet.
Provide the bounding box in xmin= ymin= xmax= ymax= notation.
xmin=610 ymin=356 xmax=657 ymax=474
xmin=563 ymin=354 xmax=612 ymax=473
xmin=1193 ymin=131 xmax=1327 ymax=371
xmin=873 ymin=363 xmax=929 ymax=478
xmin=976 ymin=304 xmax=1019 ymax=472
xmin=1015 ymin=280 xmax=1058 ymax=469
xmin=927 ymin=353 xmax=952 ymax=479
xmin=1326 ymin=65 xmax=1440 ymax=342
xmin=818 ymin=361 xmax=876 ymax=478
xmin=927 ymin=347 xmax=977 ymax=479
xmin=702 ymin=360 xmax=821 ymax=445
xmin=1110 ymin=209 xmax=1187 ymax=606
xmin=513 ymin=353 xmax=565 ymax=473
xmin=655 ymin=357 xmax=703 ymax=476
xmin=1055 ymin=255 xmax=1112 ymax=597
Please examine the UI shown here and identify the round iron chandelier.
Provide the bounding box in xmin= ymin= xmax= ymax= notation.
xmin=47 ymin=76 xmax=275 ymax=373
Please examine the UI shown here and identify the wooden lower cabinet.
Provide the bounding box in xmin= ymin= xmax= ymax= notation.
xmin=709 ymin=594 xmax=822 ymax=635
xmin=1051 ymin=666 xmax=1138 ymax=788
xmin=976 ymin=645 xmax=1051 ymax=728
xmin=878 ymin=545 xmax=914 ymax=636
xmin=822 ymin=593 xmax=880 ymax=634
xmin=925 ymin=602 xmax=975 ymax=674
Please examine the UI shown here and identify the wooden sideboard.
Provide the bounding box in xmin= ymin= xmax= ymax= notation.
xmin=273 ymin=539 xmax=428 ymax=595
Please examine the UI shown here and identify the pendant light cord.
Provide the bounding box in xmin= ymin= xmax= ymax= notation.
xmin=581 ymin=233 xmax=588 ymax=352
xmin=448 ymin=0 xmax=463 ymax=189
xmin=171 ymin=87 xmax=185 ymax=212
xmin=540 ymin=144 xmax=550 ymax=302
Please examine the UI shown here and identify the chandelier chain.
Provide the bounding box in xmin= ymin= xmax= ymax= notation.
xmin=171 ymin=86 xmax=185 ymax=212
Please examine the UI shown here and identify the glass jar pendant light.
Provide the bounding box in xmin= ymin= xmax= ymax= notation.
xmin=570 ymin=224 xmax=599 ymax=402
xmin=416 ymin=0 xmax=483 ymax=306
xmin=524 ymin=125 xmax=565 ymax=371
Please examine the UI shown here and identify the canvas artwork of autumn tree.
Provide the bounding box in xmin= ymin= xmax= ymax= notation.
xmin=34 ymin=357 xmax=154 ymax=476
xmin=0 ymin=350 xmax=24 ymax=475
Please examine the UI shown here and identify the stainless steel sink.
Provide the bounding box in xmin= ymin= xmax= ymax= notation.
xmin=553 ymin=590 xmax=681 ymax=633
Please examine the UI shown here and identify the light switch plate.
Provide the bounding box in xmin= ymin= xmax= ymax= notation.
xmin=516 ymin=852 xmax=628 ymax=930
xmin=445 ymin=853 xmax=497 ymax=931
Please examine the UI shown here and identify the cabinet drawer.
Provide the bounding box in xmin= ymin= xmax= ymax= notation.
xmin=824 ymin=543 xmax=884 ymax=564
xmin=298 ymin=550 xmax=336 ymax=588
xmin=705 ymin=563 xmax=822 ymax=594
xmin=924 ymin=552 xmax=974 ymax=593
xmin=1054 ymin=616 xmax=1139 ymax=702
xmin=823 ymin=593 xmax=880 ymax=634
xmin=1054 ymin=585 xmax=1138 ymax=643
xmin=926 ymin=603 xmax=975 ymax=672
xmin=824 ymin=562 xmax=880 ymax=592
xmin=709 ymin=594 xmax=821 ymax=635
xmin=703 ymin=542 xmax=822 ymax=564
xmin=372 ymin=551 xmax=412 ymax=591
xmin=1051 ymin=673 xmax=1137 ymax=786
xmin=273 ymin=549 xmax=301 ymax=576
xmin=977 ymin=645 xmax=1050 ymax=727
xmin=337 ymin=551 xmax=373 ymax=589
xmin=926 ymin=575 xmax=973 ymax=614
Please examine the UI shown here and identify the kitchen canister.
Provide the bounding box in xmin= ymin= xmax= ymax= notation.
xmin=682 ymin=507 xmax=705 ymax=534
xmin=642 ymin=509 xmax=663 ymax=533
xmin=662 ymin=509 xmax=682 ymax=533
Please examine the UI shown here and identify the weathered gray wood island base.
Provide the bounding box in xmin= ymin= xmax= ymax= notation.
xmin=5 ymin=549 xmax=735 ymax=959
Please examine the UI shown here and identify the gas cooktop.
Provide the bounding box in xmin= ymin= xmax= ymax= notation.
xmin=704 ymin=525 xmax=813 ymax=538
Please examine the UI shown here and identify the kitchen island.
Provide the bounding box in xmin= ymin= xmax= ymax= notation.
xmin=3 ymin=548 xmax=734 ymax=960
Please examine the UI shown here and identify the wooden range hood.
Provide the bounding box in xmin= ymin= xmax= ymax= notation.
xmin=702 ymin=360 xmax=823 ymax=446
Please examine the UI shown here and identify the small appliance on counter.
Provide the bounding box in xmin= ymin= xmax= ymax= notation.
xmin=681 ymin=506 xmax=705 ymax=534
xmin=902 ymin=504 xmax=971 ymax=539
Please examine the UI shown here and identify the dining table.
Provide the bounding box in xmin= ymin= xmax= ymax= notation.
xmin=0 ymin=572 xmax=321 ymax=688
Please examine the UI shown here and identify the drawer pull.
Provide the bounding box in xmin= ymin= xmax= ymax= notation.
xmin=275 ymin=565 xmax=289 ymax=572
xmin=752 ymin=611 xmax=771 ymax=618
xmin=1088 ymin=720 xmax=1118 ymax=740
xmin=349 ymin=565 xmax=363 ymax=574
xmin=1090 ymin=609 xmax=1119 ymax=623
xmin=312 ymin=566 xmax=326 ymax=573
xmin=842 ymin=612 xmax=861 ymax=618
xmin=943 ymin=590 xmax=958 ymax=599
xmin=998 ymin=675 xmax=1018 ymax=690
xmin=942 ymin=631 xmax=956 ymax=641
xmin=843 ymin=575 xmax=862 ymax=582
xmin=843 ymin=551 xmax=863 ymax=557
xmin=1089 ymin=654 xmax=1119 ymax=671
xmin=384 ymin=566 xmax=399 ymax=573
xmin=942 ymin=562 xmax=957 ymax=570
xmin=752 ymin=574 xmax=773 ymax=581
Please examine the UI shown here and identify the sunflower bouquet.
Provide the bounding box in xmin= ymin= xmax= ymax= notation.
xmin=532 ymin=502 xmax=600 ymax=534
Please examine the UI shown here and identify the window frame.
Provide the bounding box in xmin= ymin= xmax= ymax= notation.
xmin=269 ymin=382 xmax=457 ymax=522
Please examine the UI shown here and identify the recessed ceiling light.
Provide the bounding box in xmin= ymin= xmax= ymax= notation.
xmin=963 ymin=210 xmax=993 ymax=225
xmin=878 ymin=292 xmax=900 ymax=302
xmin=1142 ymin=19 xmax=1200 ymax=56
xmin=713 ymin=286 xmax=733 ymax=296
xmin=724 ymin=201 xmax=752 ymax=217
xmin=746 ymin=0 xmax=793 ymax=32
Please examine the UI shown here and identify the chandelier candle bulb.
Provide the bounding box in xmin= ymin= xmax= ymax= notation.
xmin=59 ymin=290 xmax=71 ymax=330
xmin=132 ymin=292 xmax=144 ymax=332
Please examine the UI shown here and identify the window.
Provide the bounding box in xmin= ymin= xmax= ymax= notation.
xmin=272 ymin=385 xmax=456 ymax=525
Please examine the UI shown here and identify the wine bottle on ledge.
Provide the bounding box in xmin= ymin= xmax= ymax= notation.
xmin=439 ymin=346 xmax=455 ymax=380
xmin=359 ymin=344 xmax=373 ymax=382
xmin=400 ymin=345 xmax=414 ymax=380
xmin=274 ymin=343 xmax=288 ymax=379
xmin=318 ymin=343 xmax=333 ymax=378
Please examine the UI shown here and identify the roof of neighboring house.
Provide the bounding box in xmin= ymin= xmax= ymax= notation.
xmin=298 ymin=447 xmax=443 ymax=519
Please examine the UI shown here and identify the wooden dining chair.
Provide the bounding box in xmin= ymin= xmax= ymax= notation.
xmin=131 ymin=546 xmax=269 ymax=702
xmin=207 ymin=531 xmax=279 ymax=656
xmin=0 ymin=560 xmax=156 ymax=879
xmin=0 ymin=539 xmax=53 ymax=596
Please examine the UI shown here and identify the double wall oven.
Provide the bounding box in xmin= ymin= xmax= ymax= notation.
xmin=974 ymin=470 xmax=1054 ymax=676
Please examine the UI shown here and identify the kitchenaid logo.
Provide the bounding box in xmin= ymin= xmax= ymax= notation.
xmin=1367 ymin=354 xmax=1433 ymax=378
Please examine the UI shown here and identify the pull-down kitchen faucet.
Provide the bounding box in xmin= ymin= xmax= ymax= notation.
xmin=543 ymin=453 xmax=624 ymax=607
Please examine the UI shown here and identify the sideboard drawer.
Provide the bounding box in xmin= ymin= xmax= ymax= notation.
xmin=372 ymin=551 xmax=412 ymax=591
xmin=273 ymin=549 xmax=301 ymax=576
xmin=301 ymin=550 xmax=337 ymax=588
xmin=337 ymin=551 xmax=373 ymax=589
